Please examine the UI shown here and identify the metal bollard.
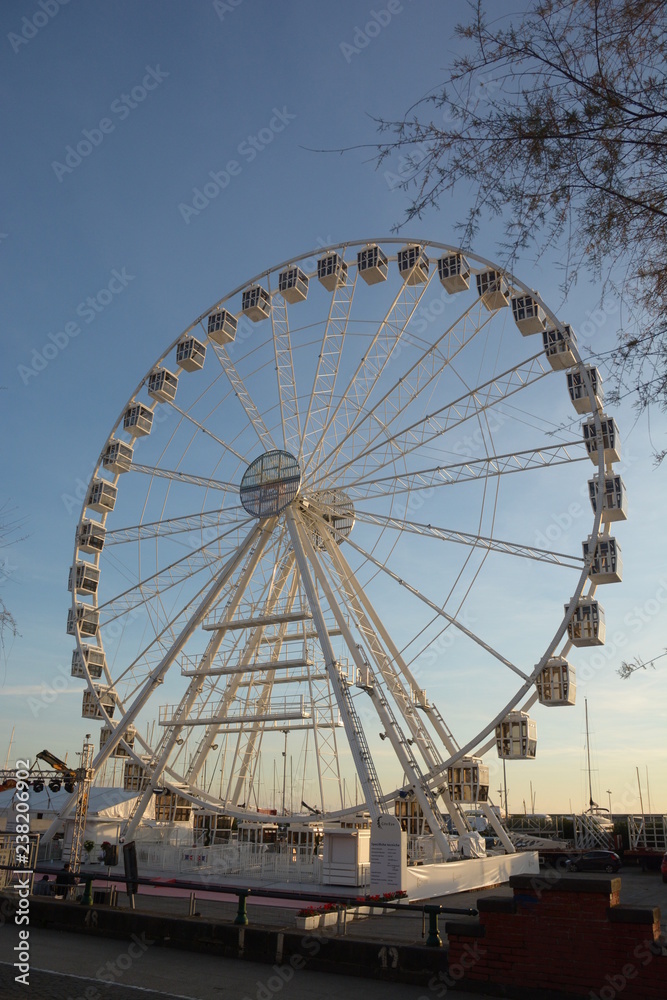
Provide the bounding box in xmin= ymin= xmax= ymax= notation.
xmin=80 ymin=876 xmax=93 ymax=907
xmin=424 ymin=905 xmax=442 ymax=948
xmin=188 ymin=891 xmax=197 ymax=916
xmin=234 ymin=889 xmax=250 ymax=925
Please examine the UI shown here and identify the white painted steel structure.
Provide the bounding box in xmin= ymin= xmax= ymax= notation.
xmin=48 ymin=239 xmax=626 ymax=850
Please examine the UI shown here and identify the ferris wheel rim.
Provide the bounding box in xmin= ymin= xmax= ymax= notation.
xmin=66 ymin=236 xmax=614 ymax=832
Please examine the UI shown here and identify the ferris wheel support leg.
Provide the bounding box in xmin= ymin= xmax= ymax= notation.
xmin=478 ymin=800 xmax=515 ymax=854
xmin=120 ymin=520 xmax=276 ymax=843
xmin=42 ymin=522 xmax=264 ymax=847
xmin=318 ymin=523 xmax=470 ymax=838
xmin=299 ymin=524 xmax=456 ymax=857
xmin=286 ymin=508 xmax=386 ymax=820
xmin=184 ymin=547 xmax=294 ymax=789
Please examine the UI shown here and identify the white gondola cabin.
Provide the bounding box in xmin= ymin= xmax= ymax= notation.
xmin=67 ymin=604 xmax=99 ymax=638
xmin=86 ymin=479 xmax=117 ymax=514
xmin=568 ymin=366 xmax=604 ymax=413
xmin=447 ymin=757 xmax=489 ymax=802
xmin=242 ymin=285 xmax=271 ymax=321
xmin=583 ymin=415 xmax=620 ymax=464
xmin=123 ymin=403 xmax=153 ymax=437
xmin=148 ymin=367 xmax=179 ymax=403
xmin=542 ymin=325 xmax=578 ymax=370
xmin=81 ymin=685 xmax=116 ymax=720
xmin=496 ymin=711 xmax=537 ymax=759
xmin=176 ymin=336 xmax=206 ymax=372
xmin=511 ymin=295 xmax=546 ymax=335
xmin=566 ymin=599 xmax=605 ymax=647
xmin=123 ymin=761 xmax=151 ymax=792
xmin=207 ymin=308 xmax=237 ymax=345
xmin=154 ymin=792 xmax=191 ymax=823
xmin=77 ymin=519 xmax=105 ymax=554
xmin=397 ymin=244 xmax=429 ymax=284
xmin=317 ymin=252 xmax=348 ymax=291
xmin=536 ymin=657 xmax=576 ymax=706
xmin=102 ymin=438 xmax=133 ymax=474
xmin=437 ymin=253 xmax=470 ymax=293
xmin=71 ymin=645 xmax=105 ymax=679
xmin=476 ymin=269 xmax=510 ymax=311
xmin=193 ymin=811 xmax=234 ymax=845
xmin=278 ymin=266 xmax=308 ymax=303
xmin=68 ymin=561 xmax=100 ymax=596
xmin=100 ymin=724 xmax=136 ymax=756
xmin=587 ymin=474 xmax=628 ymax=523
xmin=357 ymin=244 xmax=388 ymax=285
xmin=583 ymin=535 xmax=622 ymax=584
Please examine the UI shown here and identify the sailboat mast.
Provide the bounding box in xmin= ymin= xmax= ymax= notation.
xmin=585 ymin=698 xmax=594 ymax=809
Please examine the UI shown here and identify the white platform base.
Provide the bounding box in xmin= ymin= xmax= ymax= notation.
xmin=406 ymin=851 xmax=539 ymax=900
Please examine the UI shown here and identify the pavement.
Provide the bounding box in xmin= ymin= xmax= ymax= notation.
xmin=0 ymin=867 xmax=664 ymax=999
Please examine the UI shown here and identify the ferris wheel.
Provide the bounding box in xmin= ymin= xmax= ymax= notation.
xmin=60 ymin=238 xmax=626 ymax=853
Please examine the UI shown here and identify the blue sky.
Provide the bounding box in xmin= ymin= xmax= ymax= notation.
xmin=1 ymin=0 xmax=665 ymax=819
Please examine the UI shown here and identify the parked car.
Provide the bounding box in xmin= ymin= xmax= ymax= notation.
xmin=565 ymin=850 xmax=622 ymax=873
xmin=661 ymin=852 xmax=667 ymax=884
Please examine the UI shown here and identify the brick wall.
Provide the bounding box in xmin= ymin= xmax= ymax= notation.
xmin=446 ymin=874 xmax=665 ymax=999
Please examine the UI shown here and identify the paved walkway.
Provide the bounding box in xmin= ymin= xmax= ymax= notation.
xmin=0 ymin=928 xmax=493 ymax=1000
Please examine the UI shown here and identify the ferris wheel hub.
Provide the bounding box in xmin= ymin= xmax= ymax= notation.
xmin=239 ymin=449 xmax=301 ymax=518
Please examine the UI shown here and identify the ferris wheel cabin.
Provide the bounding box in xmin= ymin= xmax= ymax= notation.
xmin=476 ymin=269 xmax=510 ymax=310
xmin=588 ymin=474 xmax=628 ymax=522
xmin=542 ymin=325 xmax=578 ymax=370
xmin=176 ymin=336 xmax=206 ymax=372
xmin=583 ymin=535 xmax=623 ymax=584
xmin=357 ymin=244 xmax=388 ymax=285
xmin=447 ymin=757 xmax=490 ymax=802
xmin=102 ymin=438 xmax=134 ymax=474
xmin=86 ymin=478 xmax=117 ymax=514
xmin=397 ymin=244 xmax=429 ymax=284
xmin=123 ymin=403 xmax=153 ymax=438
xmin=568 ymin=366 xmax=604 ymax=413
xmin=278 ymin=266 xmax=309 ymax=303
xmin=82 ymin=685 xmax=117 ymax=719
xmin=207 ymin=308 xmax=237 ymax=345
xmin=536 ymin=657 xmax=577 ymax=706
xmin=68 ymin=561 xmax=100 ymax=596
xmin=99 ymin=724 xmax=136 ymax=756
xmin=71 ymin=645 xmax=106 ymax=680
xmin=437 ymin=252 xmax=470 ymax=293
xmin=76 ymin=519 xmax=105 ymax=554
xmin=511 ymin=294 xmax=546 ymax=335
xmin=241 ymin=284 xmax=271 ymax=321
xmin=495 ymin=711 xmax=537 ymax=759
xmin=566 ymin=598 xmax=606 ymax=646
xmin=148 ymin=367 xmax=179 ymax=404
xmin=583 ymin=415 xmax=620 ymax=463
xmin=317 ymin=252 xmax=348 ymax=290
xmin=67 ymin=603 xmax=99 ymax=638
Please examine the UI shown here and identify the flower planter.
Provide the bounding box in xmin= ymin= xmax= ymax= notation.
xmin=295 ymin=915 xmax=320 ymax=930
xmin=321 ymin=911 xmax=339 ymax=927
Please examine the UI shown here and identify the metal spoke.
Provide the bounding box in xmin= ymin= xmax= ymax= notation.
xmin=312 ymin=295 xmax=493 ymax=485
xmin=332 ymin=519 xmax=531 ymax=682
xmin=332 ymin=353 xmax=551 ymax=487
xmin=344 ymin=441 xmax=588 ymax=501
xmin=301 ymin=268 xmax=357 ymax=472
xmin=105 ymin=507 xmax=250 ymax=545
xmin=269 ymin=280 xmax=301 ymax=455
xmin=354 ymin=511 xmax=583 ymax=568
xmin=308 ymin=268 xmax=434 ymax=481
xmin=208 ymin=339 xmax=277 ymax=452
xmin=129 ymin=464 xmax=239 ymax=494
